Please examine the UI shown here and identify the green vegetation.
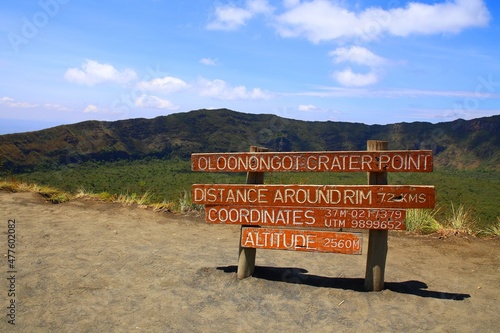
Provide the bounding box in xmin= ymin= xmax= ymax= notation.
xmin=0 ymin=179 xmax=72 ymax=204
xmin=406 ymin=203 xmax=487 ymax=236
xmin=406 ymin=207 xmax=441 ymax=234
xmin=1 ymin=110 xmax=497 ymax=236
xmin=7 ymin=157 xmax=246 ymax=205
xmin=483 ymin=218 xmax=500 ymax=236
xmin=2 ymin=157 xmax=498 ymax=235
xmin=0 ymin=110 xmax=498 ymax=172
xmin=445 ymin=202 xmax=478 ymax=234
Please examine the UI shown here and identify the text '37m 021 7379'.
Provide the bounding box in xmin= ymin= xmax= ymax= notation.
xmin=191 ymin=142 xmax=435 ymax=291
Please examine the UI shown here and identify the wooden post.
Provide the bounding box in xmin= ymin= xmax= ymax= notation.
xmin=364 ymin=140 xmax=389 ymax=291
xmin=237 ymin=146 xmax=268 ymax=279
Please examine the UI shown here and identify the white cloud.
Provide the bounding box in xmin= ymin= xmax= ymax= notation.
xmin=333 ymin=68 xmax=379 ymax=87
xmin=207 ymin=0 xmax=273 ymax=30
xmin=136 ymin=76 xmax=188 ymax=93
xmin=330 ymin=46 xmax=386 ymax=67
xmin=298 ymin=104 xmax=318 ymax=112
xmin=275 ymin=0 xmax=358 ymax=42
xmin=197 ymin=78 xmax=271 ymax=100
xmin=134 ymin=95 xmax=179 ymax=110
xmin=1 ymin=96 xmax=38 ymax=108
xmin=206 ymin=1 xmax=490 ymax=88
xmin=83 ymin=104 xmax=99 ymax=113
xmin=82 ymin=104 xmax=126 ymax=115
xmin=200 ymin=58 xmax=218 ymax=66
xmin=207 ymin=6 xmax=252 ymax=30
xmin=1 ymin=97 xmax=69 ymax=111
xmin=275 ymin=0 xmax=490 ymax=43
xmin=283 ymin=0 xmax=300 ymax=8
xmin=247 ymin=0 xmax=273 ymax=14
xmin=65 ymin=59 xmax=137 ymax=86
xmin=385 ymin=0 xmax=490 ymax=37
xmin=294 ymin=87 xmax=500 ymax=98
xmin=44 ymin=103 xmax=71 ymax=112
xmin=329 ymin=46 xmax=386 ymax=87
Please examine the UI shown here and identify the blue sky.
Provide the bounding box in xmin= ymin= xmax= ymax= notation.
xmin=1 ymin=0 xmax=499 ymax=134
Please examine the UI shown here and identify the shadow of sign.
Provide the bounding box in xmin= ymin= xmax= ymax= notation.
xmin=217 ymin=265 xmax=471 ymax=301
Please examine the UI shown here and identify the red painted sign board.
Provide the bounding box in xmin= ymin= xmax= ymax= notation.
xmin=241 ymin=227 xmax=362 ymax=254
xmin=192 ymin=150 xmax=433 ymax=173
xmin=205 ymin=206 xmax=406 ymax=230
xmin=192 ymin=184 xmax=435 ymax=209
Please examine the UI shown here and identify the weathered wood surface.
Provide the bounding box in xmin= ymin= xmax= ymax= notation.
xmin=241 ymin=227 xmax=362 ymax=254
xmin=237 ymin=146 xmax=267 ymax=280
xmin=192 ymin=150 xmax=433 ymax=173
xmin=192 ymin=184 xmax=435 ymax=208
xmin=365 ymin=140 xmax=389 ymax=292
xmin=206 ymin=206 xmax=406 ymax=230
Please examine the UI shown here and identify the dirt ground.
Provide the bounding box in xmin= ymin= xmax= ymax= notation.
xmin=1 ymin=191 xmax=499 ymax=333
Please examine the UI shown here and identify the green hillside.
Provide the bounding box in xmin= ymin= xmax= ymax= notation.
xmin=0 ymin=109 xmax=498 ymax=172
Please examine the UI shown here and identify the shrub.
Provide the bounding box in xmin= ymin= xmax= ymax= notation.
xmin=115 ymin=191 xmax=152 ymax=206
xmin=37 ymin=186 xmax=72 ymax=204
xmin=445 ymin=202 xmax=478 ymax=235
xmin=482 ymin=217 xmax=500 ymax=237
xmin=406 ymin=207 xmax=442 ymax=234
xmin=178 ymin=190 xmax=203 ymax=213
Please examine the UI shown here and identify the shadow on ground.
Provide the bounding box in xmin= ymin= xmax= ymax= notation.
xmin=217 ymin=265 xmax=470 ymax=301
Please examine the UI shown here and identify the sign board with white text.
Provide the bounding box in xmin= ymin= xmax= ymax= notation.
xmin=190 ymin=145 xmax=435 ymax=286
xmin=192 ymin=150 xmax=433 ymax=173
xmin=240 ymin=227 xmax=362 ymax=255
xmin=192 ymin=184 xmax=435 ymax=209
xmin=205 ymin=206 xmax=406 ymax=230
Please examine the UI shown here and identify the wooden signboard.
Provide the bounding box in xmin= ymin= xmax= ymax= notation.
xmin=192 ymin=184 xmax=435 ymax=209
xmin=192 ymin=150 xmax=433 ymax=173
xmin=191 ymin=142 xmax=435 ymax=290
xmin=205 ymin=206 xmax=406 ymax=230
xmin=241 ymin=227 xmax=362 ymax=255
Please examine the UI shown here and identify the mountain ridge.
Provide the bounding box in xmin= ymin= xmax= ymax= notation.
xmin=0 ymin=109 xmax=498 ymax=172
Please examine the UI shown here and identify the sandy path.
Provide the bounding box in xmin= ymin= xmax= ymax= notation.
xmin=1 ymin=192 xmax=498 ymax=332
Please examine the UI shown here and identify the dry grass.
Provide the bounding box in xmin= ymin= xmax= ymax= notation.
xmin=0 ymin=179 xmax=38 ymax=192
xmin=115 ymin=191 xmax=152 ymax=206
xmin=406 ymin=207 xmax=442 ymax=234
xmin=407 ymin=203 xmax=484 ymax=237
xmin=178 ymin=190 xmax=204 ymax=213
xmin=1 ymin=180 xmax=177 ymax=211
xmin=482 ymin=217 xmax=500 ymax=237
xmin=0 ymin=179 xmax=72 ymax=203
xmin=444 ymin=202 xmax=478 ymax=235
xmin=1 ymin=180 xmax=497 ymax=235
xmin=150 ymin=201 xmax=177 ymax=212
